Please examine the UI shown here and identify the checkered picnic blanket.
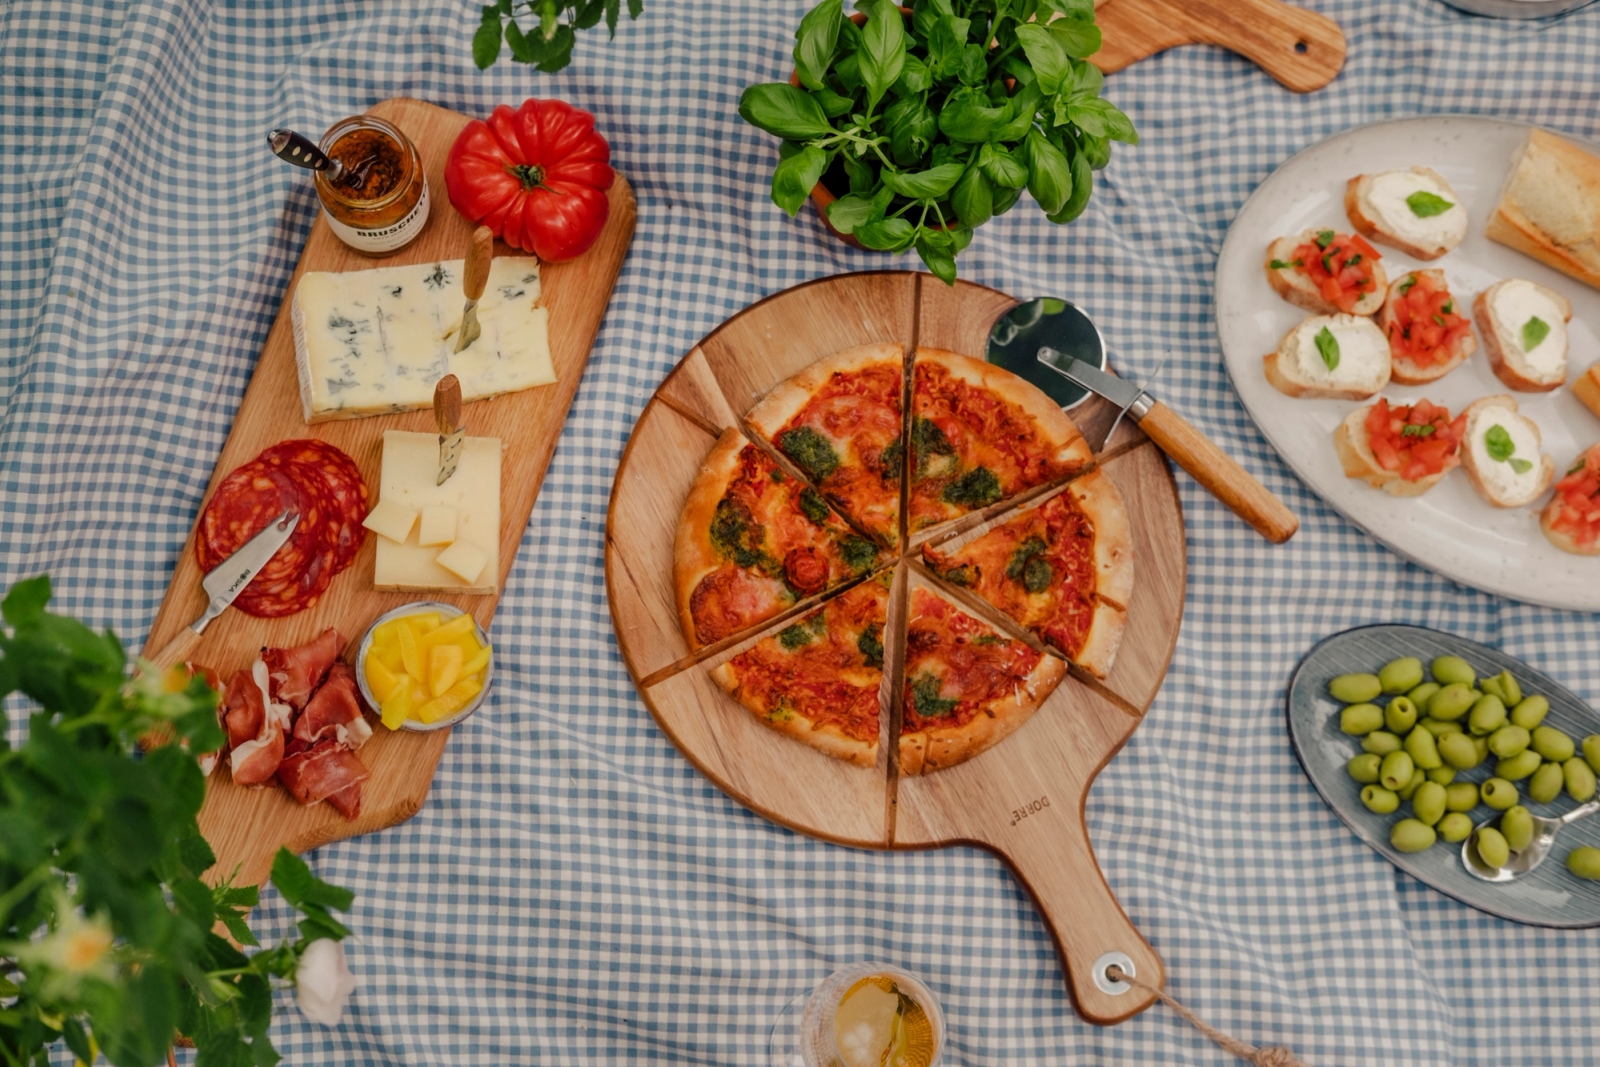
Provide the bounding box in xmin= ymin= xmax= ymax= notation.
xmin=5 ymin=0 xmax=1600 ymax=1062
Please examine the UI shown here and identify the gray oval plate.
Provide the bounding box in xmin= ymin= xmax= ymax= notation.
xmin=1289 ymin=624 xmax=1600 ymax=927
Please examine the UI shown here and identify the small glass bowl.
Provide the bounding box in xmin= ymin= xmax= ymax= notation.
xmin=353 ymin=601 xmax=493 ymax=733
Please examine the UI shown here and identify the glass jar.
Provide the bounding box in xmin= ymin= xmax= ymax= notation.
xmin=314 ymin=115 xmax=430 ymax=256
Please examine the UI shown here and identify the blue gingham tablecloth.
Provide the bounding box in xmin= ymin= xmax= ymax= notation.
xmin=5 ymin=0 xmax=1600 ymax=1063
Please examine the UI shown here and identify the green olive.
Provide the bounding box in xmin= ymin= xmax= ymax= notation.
xmin=1397 ymin=767 xmax=1427 ymax=801
xmin=1529 ymin=762 xmax=1565 ymax=805
xmin=1584 ymin=735 xmax=1600 ymax=775
xmin=1474 ymin=827 xmax=1510 ymax=869
xmin=1511 ymin=695 xmax=1550 ymax=730
xmin=1431 ymin=655 xmax=1476 ymax=687
xmin=1362 ymin=730 xmax=1403 ymax=756
xmin=1404 ymin=727 xmax=1443 ymax=770
xmin=1564 ymin=758 xmax=1597 ymax=803
xmin=1481 ymin=777 xmax=1519 ymax=810
xmin=1380 ymin=750 xmax=1416 ymax=791
xmin=1438 ymin=812 xmax=1474 ymax=843
xmin=1474 ymin=736 xmax=1491 ymax=764
xmin=1445 ymin=782 xmax=1480 ymax=812
xmin=1428 ymin=683 xmax=1476 ymax=722
xmin=1361 ymin=785 xmax=1400 ymax=814
xmin=1567 ymin=846 xmax=1600 ymax=880
xmin=1437 ymin=731 xmax=1480 ymax=771
xmin=1384 ymin=696 xmax=1419 ymax=735
xmin=1346 ymin=753 xmax=1383 ymax=784
xmin=1467 ymin=694 xmax=1507 ymax=736
xmin=1378 ymin=657 xmax=1425 ymax=694
xmin=1419 ymin=719 xmax=1464 ymax=739
xmin=1330 ymin=673 xmax=1383 ymax=704
xmin=1488 ymin=724 xmax=1530 ymax=759
xmin=1426 ymin=766 xmax=1457 ymax=785
xmin=1407 ymin=681 xmax=1442 ymax=708
xmin=1391 ymin=818 xmax=1438 ymax=853
xmin=1340 ymin=703 xmax=1385 ymax=736
xmin=1480 ymin=669 xmax=1522 ymax=707
xmin=1500 ymin=806 xmax=1535 ymax=853
xmin=1532 ymin=726 xmax=1576 ymax=763
xmin=1412 ymin=781 xmax=1447 ymax=826
xmin=1496 ymin=750 xmax=1543 ymax=782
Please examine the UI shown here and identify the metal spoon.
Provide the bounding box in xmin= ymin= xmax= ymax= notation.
xmin=267 ymin=129 xmax=377 ymax=190
xmin=1462 ymin=800 xmax=1600 ymax=882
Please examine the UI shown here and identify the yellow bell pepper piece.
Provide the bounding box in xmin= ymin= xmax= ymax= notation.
xmin=397 ymin=621 xmax=424 ymax=681
xmin=374 ymin=642 xmax=404 ymax=673
xmin=371 ymin=618 xmax=405 ymax=648
xmin=429 ymin=643 xmax=464 ymax=697
xmin=414 ymin=675 xmax=483 ymax=724
xmin=459 ymin=644 xmax=491 ymax=681
xmin=404 ymin=612 xmax=442 ymax=638
xmin=365 ymin=656 xmax=400 ymax=703
xmin=422 ymin=613 xmax=475 ymax=647
xmin=379 ymin=679 xmax=412 ymax=730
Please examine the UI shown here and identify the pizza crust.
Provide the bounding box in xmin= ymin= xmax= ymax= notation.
xmin=912 ymin=347 xmax=1093 ymax=471
xmin=673 ymin=427 xmax=753 ymax=652
xmin=744 ymin=343 xmax=906 ymax=438
xmin=1067 ymin=470 xmax=1134 ymax=610
xmin=710 ymin=659 xmax=880 ymax=767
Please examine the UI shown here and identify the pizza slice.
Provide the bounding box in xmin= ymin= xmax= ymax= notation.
xmin=899 ymin=571 xmax=1066 ymax=776
xmin=745 ymin=343 xmax=905 ymax=549
xmin=709 ymin=574 xmax=889 ymax=767
xmin=908 ymin=347 xmax=1092 ymax=535
xmin=922 ymin=471 xmax=1132 ymax=679
xmin=676 ymin=428 xmax=886 ymax=651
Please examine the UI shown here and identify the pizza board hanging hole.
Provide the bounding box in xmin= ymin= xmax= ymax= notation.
xmin=1093 ymin=951 xmax=1137 ymax=995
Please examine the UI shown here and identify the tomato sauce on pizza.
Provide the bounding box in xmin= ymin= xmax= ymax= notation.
xmin=901 ymin=586 xmax=1043 ymax=735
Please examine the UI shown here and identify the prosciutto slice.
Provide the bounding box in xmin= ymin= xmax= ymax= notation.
xmin=262 ymin=627 xmax=343 ymax=709
xmin=293 ymin=663 xmax=372 ymax=750
xmin=222 ymin=669 xmax=264 ymax=750
xmin=230 ymin=728 xmax=285 ymax=787
xmin=277 ymin=740 xmax=370 ymax=812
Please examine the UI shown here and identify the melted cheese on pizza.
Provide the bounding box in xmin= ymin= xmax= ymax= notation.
xmin=901 ymin=587 xmax=1042 ymax=734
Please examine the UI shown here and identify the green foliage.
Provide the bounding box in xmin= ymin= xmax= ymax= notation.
xmin=0 ymin=576 xmax=355 ymax=1066
xmin=739 ymin=0 xmax=1137 ymax=283
xmin=473 ymin=0 xmax=645 ymax=72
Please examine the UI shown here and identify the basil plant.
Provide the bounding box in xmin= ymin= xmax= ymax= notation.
xmin=739 ymin=0 xmax=1137 ymax=284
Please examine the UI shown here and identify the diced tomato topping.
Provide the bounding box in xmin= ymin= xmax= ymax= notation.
xmin=1291 ymin=232 xmax=1383 ymax=313
xmin=1364 ymin=397 xmax=1467 ymax=482
xmin=1550 ymin=445 xmax=1600 ymax=550
xmin=1385 ymin=273 xmax=1473 ymax=368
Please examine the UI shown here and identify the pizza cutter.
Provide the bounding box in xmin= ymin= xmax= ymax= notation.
xmin=986 ymin=299 xmax=1299 ymax=544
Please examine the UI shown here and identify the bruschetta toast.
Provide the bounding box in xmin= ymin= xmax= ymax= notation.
xmin=1574 ymin=363 xmax=1600 ymax=421
xmin=1335 ymin=397 xmax=1466 ymax=497
xmin=1264 ymin=314 xmax=1391 ymax=400
xmin=1265 ymin=229 xmax=1388 ymax=317
xmin=1541 ymin=445 xmax=1600 ymax=556
xmin=1474 ymin=278 xmax=1573 ymax=392
xmin=1345 ymin=167 xmax=1468 ymax=260
xmin=1379 ymin=270 xmax=1476 ymax=385
xmin=1458 ymin=395 xmax=1555 ymax=508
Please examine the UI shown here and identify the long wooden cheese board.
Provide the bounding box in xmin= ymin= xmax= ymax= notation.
xmin=141 ymin=97 xmax=635 ymax=888
xmin=606 ymin=272 xmax=1186 ymax=1025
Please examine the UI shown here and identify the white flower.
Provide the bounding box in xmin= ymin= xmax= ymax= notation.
xmin=12 ymin=889 xmax=115 ymax=999
xmin=295 ymin=938 xmax=357 ymax=1027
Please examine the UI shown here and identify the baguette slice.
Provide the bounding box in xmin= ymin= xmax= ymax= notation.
xmin=1379 ymin=270 xmax=1477 ymax=385
xmin=1459 ymin=395 xmax=1555 ymax=508
xmin=1541 ymin=444 xmax=1600 ymax=556
xmin=1574 ymin=363 xmax=1600 ymax=421
xmin=1334 ymin=403 xmax=1457 ymax=497
xmin=1474 ymin=279 xmax=1572 ymax=392
xmin=1345 ymin=167 xmax=1468 ymax=260
xmin=1264 ymin=314 xmax=1391 ymax=400
xmin=1265 ymin=230 xmax=1389 ymax=316
xmin=1486 ymin=129 xmax=1600 ymax=292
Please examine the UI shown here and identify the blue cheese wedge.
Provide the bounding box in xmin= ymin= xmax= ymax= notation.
xmin=291 ymin=258 xmax=553 ymax=424
xmin=373 ymin=430 xmax=501 ymax=595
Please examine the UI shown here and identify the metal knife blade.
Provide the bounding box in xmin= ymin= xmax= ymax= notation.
xmin=194 ymin=510 xmax=299 ymax=633
xmin=1038 ymin=346 xmax=1143 ymax=410
xmin=453 ymin=226 xmax=494 ymax=354
xmin=452 ymin=300 xmax=481 ymax=354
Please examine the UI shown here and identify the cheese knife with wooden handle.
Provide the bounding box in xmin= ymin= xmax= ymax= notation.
xmin=434 ymin=374 xmax=464 ymax=486
xmin=453 ymin=225 xmax=495 ymax=354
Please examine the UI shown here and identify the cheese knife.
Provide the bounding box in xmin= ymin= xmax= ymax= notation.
xmin=453 ymin=226 xmax=495 ymax=354
xmin=1038 ymin=348 xmax=1300 ymax=544
xmin=145 ymin=510 xmax=301 ymax=671
xmin=435 ymin=374 xmax=465 ymax=485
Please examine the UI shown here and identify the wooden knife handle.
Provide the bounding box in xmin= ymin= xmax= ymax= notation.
xmin=463 ymin=226 xmax=494 ymax=302
xmin=146 ymin=626 xmax=203 ymax=673
xmin=1138 ymin=401 xmax=1299 ymax=543
xmin=434 ymin=374 xmax=462 ymax=435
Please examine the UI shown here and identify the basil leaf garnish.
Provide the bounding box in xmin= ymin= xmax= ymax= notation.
xmin=1397 ymin=275 xmax=1416 ymax=295
xmin=1316 ymin=230 xmax=1336 ymax=249
xmin=1314 ymin=326 xmax=1340 ymax=371
xmin=1485 ymin=424 xmax=1515 ymax=464
xmin=1509 ymin=458 xmax=1534 ymax=475
xmin=1406 ymin=190 xmax=1454 ymax=218
xmin=1522 ymin=316 xmax=1550 ymax=352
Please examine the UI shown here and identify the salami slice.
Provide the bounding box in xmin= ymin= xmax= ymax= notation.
xmin=258 ymin=441 xmax=368 ymax=573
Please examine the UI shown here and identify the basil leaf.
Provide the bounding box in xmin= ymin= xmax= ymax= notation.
xmin=1523 ymin=316 xmax=1550 ymax=352
xmin=1269 ymin=258 xmax=1304 ymax=270
xmin=913 ymin=0 xmax=955 ymax=39
xmin=1026 ymin=129 xmax=1073 ymax=216
xmin=473 ymin=10 xmax=503 ymax=69
xmin=993 ymin=80 xmax=1043 ymax=142
xmin=869 ymin=183 xmax=896 ymax=221
xmin=856 ymin=217 xmax=917 ymax=252
xmin=982 ymin=143 xmax=1029 ymax=189
xmin=1316 ymin=229 xmax=1336 ymax=248
xmin=1405 ymin=190 xmax=1454 ymax=218
xmin=1051 ymin=0 xmax=1097 ymax=20
xmin=886 ymin=96 xmax=937 ymax=166
xmin=1397 ymin=275 xmax=1416 ymax=295
xmin=926 ymin=13 xmax=972 ymax=78
xmin=771 ymin=144 xmax=828 ymax=216
xmin=881 ymin=162 xmax=966 ymax=199
xmin=1066 ymin=58 xmax=1104 ymax=99
xmin=894 ymin=54 xmax=932 ymax=96
xmin=1314 ymin=326 xmax=1340 ymax=371
xmin=826 ymin=193 xmax=875 ymax=235
xmin=958 ymin=42 xmax=988 ymax=86
xmin=844 ymin=153 xmax=877 ymax=193
xmin=739 ymin=83 xmax=833 ymax=140
xmin=1047 ymin=17 xmax=1102 ymax=59
xmin=812 ymin=86 xmax=855 ymax=118
xmin=794 ymin=0 xmax=843 ymax=91
xmin=917 ymin=232 xmax=959 ymax=286
xmin=1484 ymin=424 xmax=1516 ymax=463
xmin=940 ymin=88 xmax=1007 ymax=143
xmin=1075 ymin=128 xmax=1111 ymax=169
xmin=1510 ymin=458 xmax=1534 ymax=474
xmin=1065 ymin=96 xmax=1138 ymax=144
xmin=951 ymin=166 xmax=994 ymax=228
xmin=834 ymin=51 xmax=863 ymax=92
xmin=1048 ymin=144 xmax=1091 ymax=223
xmin=1014 ymin=24 xmax=1070 ymax=94
xmin=992 ymin=184 xmax=1023 ymax=217
xmin=859 ymin=0 xmax=908 ymax=111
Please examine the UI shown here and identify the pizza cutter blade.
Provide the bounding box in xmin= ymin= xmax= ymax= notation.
xmin=985 ymin=298 xmax=1106 ymax=411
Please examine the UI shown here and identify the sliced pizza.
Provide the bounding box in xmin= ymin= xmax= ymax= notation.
xmin=709 ymin=574 xmax=890 ymax=767
xmin=675 ymin=428 xmax=886 ymax=651
xmin=921 ymin=471 xmax=1132 ymax=679
xmin=898 ymin=572 xmax=1066 ymax=776
xmin=908 ymin=347 xmax=1092 ymax=535
xmin=746 ymin=343 xmax=905 ymax=549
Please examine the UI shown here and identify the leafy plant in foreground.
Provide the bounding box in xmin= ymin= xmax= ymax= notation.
xmin=473 ymin=0 xmax=644 ymax=72
xmin=0 ymin=575 xmax=356 ymax=1066
xmin=739 ymin=0 xmax=1138 ymax=284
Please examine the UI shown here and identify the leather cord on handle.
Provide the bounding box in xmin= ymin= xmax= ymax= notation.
xmin=1105 ymin=966 xmax=1311 ymax=1067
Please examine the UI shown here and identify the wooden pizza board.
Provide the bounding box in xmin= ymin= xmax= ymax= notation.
xmin=605 ymin=272 xmax=1186 ymax=1025
xmin=141 ymin=97 xmax=636 ymax=888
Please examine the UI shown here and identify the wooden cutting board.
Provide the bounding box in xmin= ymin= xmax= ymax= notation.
xmin=606 ymin=272 xmax=1187 ymax=1025
xmin=1093 ymin=0 xmax=1345 ymax=93
xmin=141 ymin=97 xmax=635 ymax=888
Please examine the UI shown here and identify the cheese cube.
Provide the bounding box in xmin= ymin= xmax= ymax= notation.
xmin=291 ymin=258 xmax=554 ymax=424
xmin=361 ymin=499 xmax=418 ymax=544
xmin=373 ymin=430 xmax=501 ymax=595
xmin=418 ymin=505 xmax=458 ymax=547
xmin=434 ymin=542 xmax=488 ymax=586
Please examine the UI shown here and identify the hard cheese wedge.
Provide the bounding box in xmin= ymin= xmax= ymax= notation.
xmin=292 ymin=258 xmax=553 ymax=423
xmin=373 ymin=430 xmax=501 ymax=594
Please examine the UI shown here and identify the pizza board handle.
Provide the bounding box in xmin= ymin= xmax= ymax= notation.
xmin=1137 ymin=401 xmax=1300 ymax=544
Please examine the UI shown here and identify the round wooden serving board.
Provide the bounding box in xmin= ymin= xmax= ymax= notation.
xmin=605 ymin=272 xmax=1187 ymax=1024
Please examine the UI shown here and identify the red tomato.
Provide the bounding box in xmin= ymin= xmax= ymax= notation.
xmin=1364 ymin=397 xmax=1466 ymax=481
xmin=1550 ymin=445 xmax=1600 ymax=550
xmin=1385 ymin=274 xmax=1472 ymax=368
xmin=444 ymin=99 xmax=614 ymax=261
xmin=1290 ymin=232 xmax=1382 ymax=313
